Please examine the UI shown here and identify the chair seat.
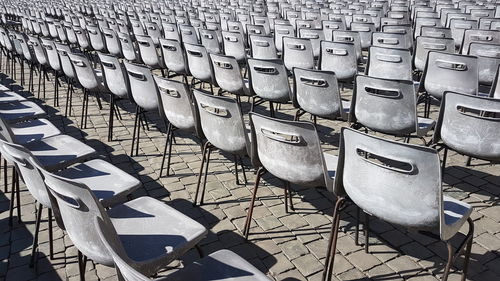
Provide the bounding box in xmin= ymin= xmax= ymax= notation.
xmin=56 ymin=159 xmax=141 ymax=207
xmin=10 ymin=118 xmax=61 ymax=144
xmin=107 ymin=196 xmax=208 ymax=276
xmin=24 ymin=134 xmax=96 ymax=171
xmin=164 ymin=250 xmax=271 ymax=281
xmin=0 ymin=100 xmax=46 ymax=123
xmin=416 ymin=117 xmax=436 ymax=137
xmin=441 ymin=195 xmax=473 ymax=241
xmin=0 ymin=91 xmax=27 ymax=102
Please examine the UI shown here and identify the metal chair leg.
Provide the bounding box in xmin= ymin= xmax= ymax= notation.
xmin=108 ymin=95 xmax=115 ymax=142
xmin=199 ymin=147 xmax=212 ymax=205
xmin=322 ymin=197 xmax=346 ymax=281
xmin=29 ymin=203 xmax=43 ymax=268
xmin=48 ymin=208 xmax=54 ymax=260
xmin=243 ymin=167 xmax=265 ymax=239
xmin=78 ymin=250 xmax=86 ymax=281
xmin=159 ymin=124 xmax=172 ymax=178
xmin=193 ymin=141 xmax=210 ymax=206
xmin=364 ymin=212 xmax=370 ymax=253
xmin=130 ymin=106 xmax=139 ymax=156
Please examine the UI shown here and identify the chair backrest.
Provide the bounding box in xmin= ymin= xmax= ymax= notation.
xmin=332 ymin=30 xmax=362 ymax=60
xmin=414 ymin=36 xmax=455 ymax=72
xmin=184 ymin=43 xmax=213 ymax=83
xmin=123 ymin=61 xmax=158 ymax=110
xmin=247 ymin=58 xmax=290 ymax=103
xmin=210 ymin=53 xmax=248 ymax=96
xmin=101 ymin=27 xmax=122 ymax=57
xmin=282 ymin=36 xmax=315 ymax=70
xmin=351 ymin=75 xmax=418 ymax=136
xmin=118 ymin=31 xmax=139 ymax=62
xmin=274 ymin=24 xmax=295 ymax=52
xmin=249 ymin=112 xmax=330 ymax=188
xmin=54 ymin=42 xmax=75 ymax=79
xmin=420 ymin=26 xmax=452 ymax=39
xmin=322 ymin=19 xmax=347 ymax=41
xmin=87 ymin=24 xmax=106 ymax=52
xmin=350 ymin=22 xmax=376 ymax=49
xmin=199 ymin=28 xmax=221 ymax=54
xmin=433 ymin=91 xmax=500 ymax=161
xmin=193 ymin=89 xmax=248 ymax=155
xmin=74 ymin=26 xmax=90 ymax=50
xmin=423 ymin=51 xmax=478 ymax=99
xmin=366 ymin=46 xmax=412 ymax=81
xmin=336 ymin=127 xmax=441 ymax=230
xmin=461 ymin=29 xmax=500 ymax=54
xmin=135 ymin=35 xmax=161 ymax=68
xmin=222 ymin=30 xmax=246 ymax=62
xmin=98 ymin=52 xmax=129 ymax=99
xmin=27 ymin=35 xmax=48 ymax=66
xmin=41 ymin=38 xmax=61 ymax=72
xmin=158 ymin=38 xmax=187 ymax=75
xmin=179 ymin=24 xmax=199 ymax=45
xmin=372 ymin=32 xmax=408 ymax=50
xmin=144 ymin=21 xmax=162 ymax=46
xmin=249 ymin=34 xmax=277 ymax=59
xmin=130 ymin=18 xmax=145 ymax=36
xmin=468 ymin=42 xmax=500 ymax=86
xmin=450 ymin=19 xmax=477 ymax=49
xmin=40 ymin=167 xmax=118 ymax=266
xmin=292 ymin=68 xmax=346 ymax=120
xmin=319 ymin=41 xmax=357 ymax=81
xmin=68 ymin=52 xmax=100 ymax=91
xmin=154 ymin=76 xmax=199 ymax=133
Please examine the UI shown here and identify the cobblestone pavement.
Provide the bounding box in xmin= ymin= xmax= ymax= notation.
xmin=0 ymin=60 xmax=499 ymax=281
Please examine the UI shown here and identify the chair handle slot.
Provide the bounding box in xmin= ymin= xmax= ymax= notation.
xmin=260 ymin=127 xmax=301 ymax=144
xmin=470 ymin=34 xmax=493 ymax=41
xmin=364 ymin=86 xmax=401 ymax=99
xmin=326 ymin=47 xmax=348 ymax=56
xmin=456 ymin=105 xmax=500 ymax=120
xmin=356 ymin=148 xmax=416 ymax=174
xmin=159 ymin=88 xmax=180 ymax=98
xmin=276 ymin=29 xmax=290 ymax=35
xmin=127 ymin=70 xmax=146 ymax=81
xmin=187 ymin=50 xmax=203 ymax=57
xmin=101 ymin=61 xmax=116 ymax=69
xmin=70 ymin=59 xmax=86 ymax=67
xmin=300 ymin=76 xmax=328 ymax=87
xmin=336 ymin=35 xmax=354 ymax=42
xmin=377 ymin=37 xmax=399 ymax=45
xmin=224 ymin=36 xmax=238 ymax=42
xmin=199 ymin=102 xmax=228 ymax=117
xmin=436 ymin=60 xmax=467 ymax=71
xmin=162 ymin=44 xmax=177 ymax=51
xmin=214 ymin=60 xmax=233 ymax=69
xmin=254 ymin=40 xmax=270 ymax=47
xmin=137 ymin=40 xmax=150 ymax=47
xmin=302 ymin=33 xmax=319 ymax=39
xmin=253 ymin=66 xmax=277 ymax=74
xmin=203 ymin=33 xmax=214 ymax=39
xmin=286 ymin=43 xmax=306 ymax=50
xmin=376 ymin=54 xmax=402 ymax=63
xmin=49 ymin=188 xmax=82 ymax=210
xmin=422 ymin=43 xmax=446 ymax=50
xmin=325 ymin=24 xmax=340 ymax=29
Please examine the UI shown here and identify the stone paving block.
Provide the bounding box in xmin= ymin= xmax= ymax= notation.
xmin=292 ymin=254 xmax=324 ymax=277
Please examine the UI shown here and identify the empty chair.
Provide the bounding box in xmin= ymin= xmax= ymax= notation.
xmin=96 ymin=217 xmax=270 ymax=281
xmin=461 ymin=29 xmax=500 ymax=54
xmin=144 ymin=21 xmax=162 ymax=46
xmin=322 ymin=19 xmax=347 ymax=41
xmin=210 ymin=53 xmax=251 ymax=99
xmin=199 ymin=28 xmax=222 ymax=54
xmin=291 ymin=68 xmax=349 ymax=122
xmin=54 ymin=42 xmax=78 ymax=117
xmin=153 ymin=76 xmax=203 ymax=177
xmin=179 ymin=24 xmax=199 ymax=45
xmin=244 ymin=112 xmax=338 ymax=239
xmin=40 ymin=166 xmax=207 ymax=279
xmin=249 ymin=35 xmax=277 ymax=59
xmin=184 ymin=43 xmax=216 ymax=91
xmin=222 ymin=30 xmax=247 ymax=64
xmin=350 ymin=75 xmax=435 ymax=141
xmin=247 ymin=58 xmax=291 ymax=117
xmin=434 ymin=92 xmax=500 ymax=169
xmin=332 ymin=30 xmax=362 ymax=61
xmin=274 ymin=24 xmax=295 ymax=53
xmin=163 ymin=22 xmax=181 ymax=41
xmin=450 ymin=19 xmax=477 ymax=50
xmin=135 ymin=35 xmax=165 ymax=70
xmin=101 ymin=27 xmax=122 ymax=57
xmin=299 ymin=28 xmax=325 ymax=58
xmin=366 ymin=46 xmax=413 ymax=81
xmin=350 ymin=22 xmax=376 ymax=49
xmin=192 ymin=90 xmax=251 ymax=205
xmin=282 ymin=37 xmax=315 ymax=71
xmin=40 ymin=38 xmax=63 ymax=107
xmin=323 ymin=127 xmax=473 ymax=281
xmin=467 ymin=42 xmax=500 ymax=86
xmin=159 ymin=38 xmax=189 ymax=80
xmin=87 ymin=24 xmax=107 ymax=53
xmin=319 ymin=41 xmax=358 ymax=82
xmin=413 ymin=36 xmax=455 ymax=72
xmin=124 ymin=62 xmax=159 ymax=156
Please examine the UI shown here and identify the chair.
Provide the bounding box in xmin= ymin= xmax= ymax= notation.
xmin=199 ymin=28 xmax=222 ymax=54
xmin=162 ymin=22 xmax=181 ymax=41
xmin=450 ymin=19 xmax=477 ymax=50
xmin=124 ymin=62 xmax=159 ymax=156
xmin=179 ymin=24 xmax=199 ymax=45
xmin=210 ymin=53 xmax=251 ymax=99
xmin=413 ymin=36 xmax=455 ymax=72
xmin=299 ymin=28 xmax=325 ymax=58
xmin=101 ymin=27 xmax=122 ymax=57
xmin=184 ymin=43 xmax=216 ymax=92
xmin=322 ymin=19 xmax=347 ymax=41
xmin=461 ymin=29 xmax=500 ymax=54
xmin=192 ymin=90 xmax=251 ymax=206
xmin=244 ymin=112 xmax=338 ymax=239
xmin=249 ymin=35 xmax=277 ymax=59
xmin=292 ymin=68 xmax=349 ymax=123
xmin=274 ymin=24 xmax=295 ymax=53
xmin=118 ymin=31 xmax=141 ymax=62
xmin=87 ymin=24 xmax=107 ymax=53
xmin=40 ymin=166 xmax=207 ymax=280
xmin=222 ymin=30 xmax=247 ymax=64
xmin=40 ymin=38 xmax=63 ymax=107
xmin=332 ymin=30 xmax=362 ymax=61
xmin=467 ymin=42 xmax=500 ymax=86
xmin=323 ymin=127 xmax=473 ymax=281
xmin=135 ymin=35 xmax=165 ymax=71
xmin=350 ymin=75 xmax=435 ymax=141
xmin=153 ymin=76 xmax=203 ymax=177
xmin=144 ymin=22 xmax=162 ymax=46
xmin=319 ymin=41 xmax=358 ymax=83
xmin=366 ymin=46 xmax=413 ymax=81
xmin=433 ymin=91 xmax=500 ymax=169
xmin=350 ymin=22 xmax=376 ymax=50
xmin=27 ymin=35 xmax=50 ymax=100
xmin=420 ymin=26 xmax=452 ymax=39
xmin=96 ymin=217 xmax=270 ymax=281
xmin=282 ymin=37 xmax=315 ymax=71
xmin=159 ymin=38 xmax=189 ymax=80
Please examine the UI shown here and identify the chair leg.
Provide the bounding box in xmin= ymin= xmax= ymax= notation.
xmin=78 ymin=250 xmax=86 ymax=281
xmin=234 ymin=155 xmax=240 ymax=185
xmin=284 ymin=181 xmax=289 ymax=214
xmin=193 ymin=142 xmax=210 ymax=206
xmin=441 ymin=147 xmax=448 ymax=175
xmin=135 ymin=110 xmax=142 ymax=156
xmin=159 ymin=124 xmax=172 ymax=178
xmin=29 ymin=203 xmax=43 ymax=268
xmin=465 ymin=156 xmax=472 ymax=166
xmin=239 ymin=156 xmax=247 ymax=184
xmin=165 ymin=128 xmax=174 ymax=177
xmin=364 ymin=212 xmax=370 ymax=253
xmin=269 ymin=101 xmax=275 ymax=118
xmin=8 ymin=169 xmax=16 ymax=226
xmin=199 ymin=147 xmax=212 ymax=205
xmin=355 ymin=206 xmax=360 ymax=245
xmin=460 ymin=218 xmax=474 ymax=281
xmin=108 ymin=95 xmax=115 ymax=142
xmin=64 ymin=82 xmax=72 ymax=117
xmin=285 ymin=181 xmax=294 ymax=211
xmin=14 ymin=169 xmax=21 ymax=223
xmin=130 ymin=106 xmax=139 ymax=156
xmin=48 ymin=208 xmax=54 ymax=260
xmin=80 ymin=88 xmax=87 ymax=128
xmin=442 ymin=241 xmax=454 ymax=281
xmin=322 ymin=197 xmax=346 ymax=281
xmin=243 ymin=167 xmax=265 ymax=239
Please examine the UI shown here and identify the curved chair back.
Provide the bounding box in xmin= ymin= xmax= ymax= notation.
xmin=422 ymin=52 xmax=478 ymax=99
xmin=98 ymin=53 xmax=129 ymax=99
xmin=351 ymin=22 xmax=376 ymax=49
xmin=74 ymin=26 xmax=90 ymax=50
xmin=222 ymin=30 xmax=246 ymax=63
xmin=118 ymin=31 xmax=139 ymax=62
xmin=199 ymin=28 xmax=221 ymax=54
xmin=27 ymin=35 xmax=48 ymax=66
xmin=179 ymin=24 xmax=199 ymax=45
xmin=319 ymin=41 xmax=357 ymax=81
xmin=101 ymin=27 xmax=122 ymax=57
xmin=249 ymin=35 xmax=277 ymax=59
xmin=450 ymin=19 xmax=477 ymax=49
xmin=144 ymin=22 xmax=162 ymax=46
xmin=274 ymin=24 xmax=295 ymax=53
xmin=332 ymin=30 xmax=362 ymax=60
xmin=136 ymin=35 xmax=162 ymax=69
xmin=210 ymin=53 xmax=249 ymax=96
xmin=336 ymin=127 xmax=441 ymax=230
xmin=366 ymin=46 xmax=412 ymax=80
xmin=184 ymin=43 xmax=213 ymax=83
xmin=249 ymin=112 xmax=329 ymax=188
xmin=434 ymin=92 xmax=500 ymax=161
xmin=54 ymin=43 xmax=75 ymax=79
xmin=420 ymin=26 xmax=452 ymax=39
xmin=193 ymin=90 xmax=248 ymax=155
xmin=468 ymin=42 xmax=500 ymax=86
xmin=462 ymin=29 xmax=500 ymax=54
xmin=351 ymin=75 xmax=418 ymax=136
xmin=282 ymin=37 xmax=314 ymax=70
xmin=162 ymin=22 xmax=181 ymax=41
xmin=68 ymin=53 xmax=100 ymax=91
xmin=124 ymin=62 xmax=158 ymax=111
xmin=87 ymin=24 xmax=106 ymax=52
xmin=414 ymin=36 xmax=455 ymax=72
xmin=292 ymin=68 xmax=346 ymax=120
xmin=322 ymin=19 xmax=347 ymax=41
xmin=159 ymin=38 xmax=188 ymax=75
xmin=299 ymin=28 xmax=325 ymax=57
xmin=247 ymin=58 xmax=290 ymax=103
xmin=372 ymin=32 xmax=408 ymax=50
xmin=41 ymin=38 xmax=61 ymax=72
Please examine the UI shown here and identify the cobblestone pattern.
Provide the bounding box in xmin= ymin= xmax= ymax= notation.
xmin=0 ymin=58 xmax=499 ymax=281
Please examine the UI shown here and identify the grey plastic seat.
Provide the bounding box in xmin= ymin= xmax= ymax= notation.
xmin=199 ymin=28 xmax=222 ymax=54
xmin=41 ymin=38 xmax=64 ymax=107
xmin=449 ymin=19 xmax=477 ymax=50
xmin=124 ymin=62 xmax=159 ymax=156
xmin=192 ymin=90 xmax=251 ymax=205
xmin=184 ymin=43 xmax=215 ymax=91
xmin=179 ymin=24 xmax=199 ymax=45
xmin=7 ymin=118 xmax=61 ymax=144
xmin=153 ymin=76 xmax=203 ymax=177
xmin=222 ymin=30 xmax=247 ymax=64
xmin=413 ymin=36 xmax=455 ymax=72
xmin=319 ymin=41 xmax=358 ymax=82
xmin=40 ymin=168 xmax=207 ymax=279
xmin=420 ymin=51 xmax=478 ymax=101
xmin=366 ymin=46 xmax=413 ymax=81
xmin=274 ymin=24 xmax=295 ymax=53
xmin=0 ymin=100 xmax=46 ymax=123
xmin=350 ymin=75 xmax=435 ymax=139
xmin=461 ymin=29 xmax=500 ymax=55
xmin=162 ymin=22 xmax=181 ymax=41
xmin=247 ymin=58 xmax=291 ymax=117
xmin=468 ymin=42 xmax=500 ymax=86
xmin=282 ymin=37 xmax=315 ymax=71
xmin=323 ymin=127 xmax=473 ymax=281
xmin=210 ymin=53 xmax=251 ymax=98
xmin=101 ymin=27 xmax=122 ymax=57
xmin=159 ymin=38 xmax=189 ymax=79
xmin=96 ymin=217 xmax=270 ymax=281
xmin=332 ymin=30 xmax=362 ymax=61
xmin=144 ymin=22 xmax=162 ymax=46
xmin=136 ymin=35 xmax=165 ymax=70
xmin=249 ymin=35 xmax=277 ymax=59
xmin=244 ymin=112 xmax=338 ymax=239
xmin=414 ymin=17 xmax=442 ymax=39
xmin=299 ymin=28 xmax=325 ymax=58
xmin=371 ymin=32 xmax=409 ymax=50
xmin=350 ymin=22 xmax=376 ymax=50
xmin=434 ymin=91 xmax=500 ymax=169
xmin=292 ymin=68 xmax=350 ymax=122
xmin=87 ymin=24 xmax=107 ymax=53
xmin=382 ymin=24 xmax=413 ymax=50
xmin=322 ymin=19 xmax=347 ymax=41
xmin=118 ymin=31 xmax=141 ymax=62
